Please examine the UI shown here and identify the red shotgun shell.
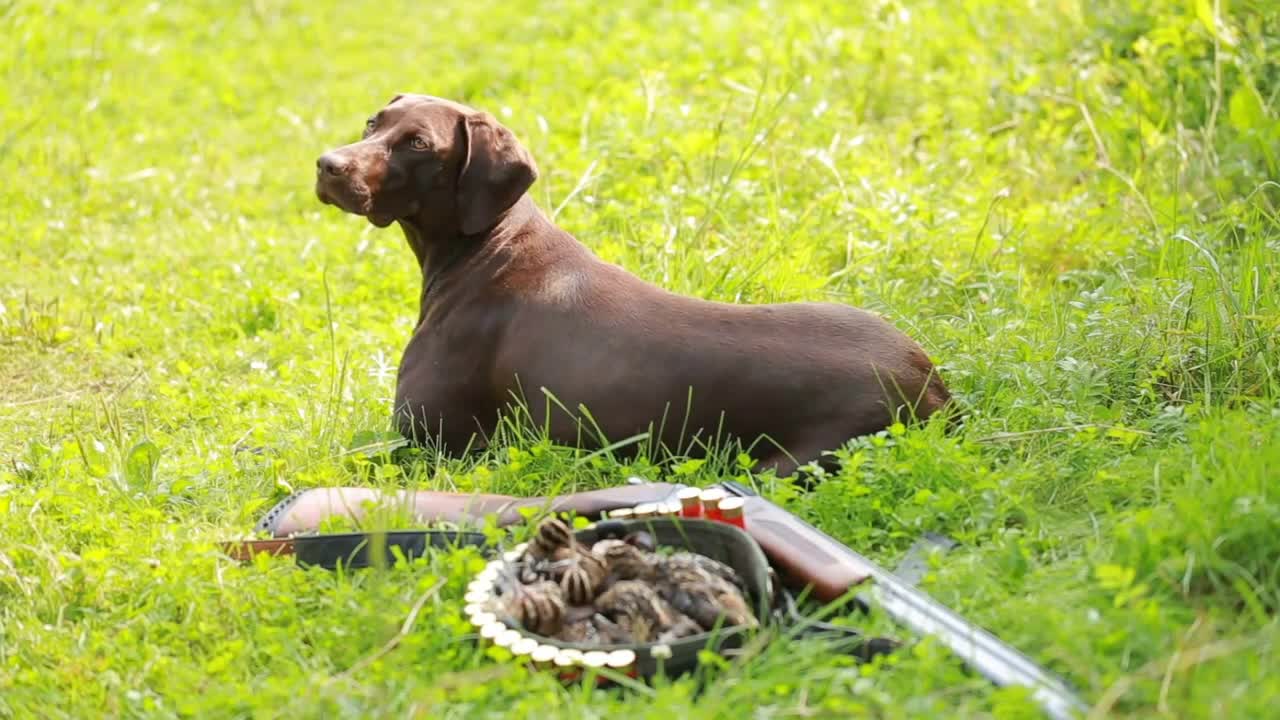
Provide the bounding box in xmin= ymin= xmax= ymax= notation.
xmin=718 ymin=497 xmax=746 ymax=529
xmin=700 ymin=488 xmax=728 ymax=522
xmin=677 ymin=487 xmax=703 ymax=518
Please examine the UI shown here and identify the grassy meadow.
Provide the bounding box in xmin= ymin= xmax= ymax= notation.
xmin=2 ymin=0 xmax=1279 ymax=717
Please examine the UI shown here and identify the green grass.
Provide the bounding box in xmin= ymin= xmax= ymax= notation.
xmin=2 ymin=0 xmax=1279 ymax=717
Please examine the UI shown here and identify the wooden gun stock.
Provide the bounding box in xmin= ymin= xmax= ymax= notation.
xmin=255 ymin=482 xmax=684 ymax=538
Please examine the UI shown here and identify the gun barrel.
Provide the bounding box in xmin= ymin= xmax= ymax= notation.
xmin=717 ymin=480 xmax=1088 ymax=720
xmin=866 ymin=567 xmax=1088 ymax=720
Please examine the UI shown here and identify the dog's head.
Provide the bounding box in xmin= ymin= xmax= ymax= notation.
xmin=315 ymin=94 xmax=537 ymax=235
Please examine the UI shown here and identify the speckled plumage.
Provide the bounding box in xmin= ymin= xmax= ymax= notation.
xmin=499 ymin=579 xmax=566 ymax=636
xmin=506 ymin=519 xmax=757 ymax=644
xmin=521 ymin=516 xmax=586 ymax=584
xmin=593 ymin=580 xmax=703 ymax=643
xmin=603 ymin=544 xmax=757 ymax=630
xmin=559 ymin=550 xmax=608 ymax=604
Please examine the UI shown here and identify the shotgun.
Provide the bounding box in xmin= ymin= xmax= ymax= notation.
xmin=227 ymin=478 xmax=1087 ymax=719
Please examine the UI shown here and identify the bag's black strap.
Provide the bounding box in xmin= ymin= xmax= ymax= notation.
xmin=772 ymin=586 xmax=901 ymax=661
xmin=776 ymin=531 xmax=961 ymax=662
xmin=291 ymin=530 xmax=494 ymax=569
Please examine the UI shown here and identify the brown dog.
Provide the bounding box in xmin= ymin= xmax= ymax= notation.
xmin=316 ymin=94 xmax=952 ymax=477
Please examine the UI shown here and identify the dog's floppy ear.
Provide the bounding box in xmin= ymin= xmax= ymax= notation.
xmin=456 ymin=112 xmax=537 ymax=236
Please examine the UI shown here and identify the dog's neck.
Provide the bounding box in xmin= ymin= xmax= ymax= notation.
xmin=396 ymin=196 xmax=542 ymax=320
xmin=396 ymin=215 xmax=460 ymax=278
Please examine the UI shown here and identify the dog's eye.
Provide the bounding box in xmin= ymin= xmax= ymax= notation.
xmin=410 ymin=137 xmax=430 ymax=151
xmin=363 ymin=117 xmax=377 ymax=136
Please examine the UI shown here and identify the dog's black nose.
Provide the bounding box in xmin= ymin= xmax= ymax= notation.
xmin=316 ymin=153 xmax=345 ymax=176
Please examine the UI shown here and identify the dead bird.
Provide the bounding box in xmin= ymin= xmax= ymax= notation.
xmin=555 ymin=612 xmax=635 ymax=645
xmin=603 ymin=544 xmax=758 ymax=631
xmin=520 ymin=516 xmax=609 ymax=603
xmin=519 ymin=516 xmax=586 ymax=584
xmin=522 ymin=516 xmax=577 ymax=574
xmin=593 ymin=580 xmax=704 ymax=643
xmin=609 ymin=545 xmax=749 ymax=594
xmin=495 ymin=579 xmax=566 ymax=637
xmin=527 ymin=516 xmax=578 ymax=558
xmin=623 ymin=530 xmax=656 ymax=553
xmin=667 ymin=551 xmax=749 ymax=594
xmin=556 ymin=616 xmax=603 ymax=644
xmin=559 ymin=549 xmax=608 ymax=604
xmin=590 ymin=538 xmax=627 ymax=557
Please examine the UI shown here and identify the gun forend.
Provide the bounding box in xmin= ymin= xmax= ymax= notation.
xmin=734 ymin=495 xmax=876 ymax=602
